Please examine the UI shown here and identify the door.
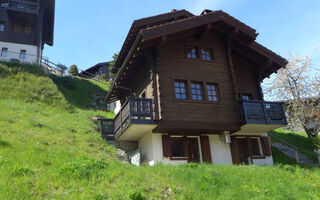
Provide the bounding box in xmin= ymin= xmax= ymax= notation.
xmin=187 ymin=138 xmax=200 ymax=163
xmin=238 ymin=138 xmax=249 ymax=164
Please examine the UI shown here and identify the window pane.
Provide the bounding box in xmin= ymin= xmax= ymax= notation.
xmin=175 ymin=80 xmax=187 ymax=100
xmin=207 ymin=84 xmax=219 ymax=102
xmin=171 ymin=137 xmax=185 ymax=157
xmin=0 ymin=23 xmax=4 ymax=31
xmin=191 ymin=82 xmax=203 ymax=101
xmin=186 ymin=47 xmax=198 ymax=59
xmin=201 ymin=48 xmax=213 ymax=61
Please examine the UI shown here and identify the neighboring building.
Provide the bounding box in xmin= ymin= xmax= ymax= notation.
xmin=0 ymin=0 xmax=55 ymax=64
xmin=79 ymin=62 xmax=111 ymax=80
xmin=105 ymin=9 xmax=288 ymax=166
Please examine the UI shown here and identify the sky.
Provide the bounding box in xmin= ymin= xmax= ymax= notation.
xmin=43 ymin=0 xmax=320 ymax=71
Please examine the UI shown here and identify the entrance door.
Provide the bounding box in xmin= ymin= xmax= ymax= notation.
xmin=187 ymin=138 xmax=200 ymax=163
xmin=238 ymin=138 xmax=249 ymax=164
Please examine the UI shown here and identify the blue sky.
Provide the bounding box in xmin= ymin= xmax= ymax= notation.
xmin=43 ymin=0 xmax=320 ymax=71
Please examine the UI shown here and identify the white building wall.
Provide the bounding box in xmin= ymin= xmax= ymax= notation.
xmin=209 ymin=135 xmax=233 ymax=165
xmin=114 ymin=101 xmax=121 ymax=115
xmin=0 ymin=41 xmax=39 ymax=64
xmin=138 ymin=132 xmax=273 ymax=166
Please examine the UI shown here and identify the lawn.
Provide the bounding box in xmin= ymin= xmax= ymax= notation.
xmin=270 ymin=129 xmax=320 ymax=163
xmin=0 ymin=62 xmax=320 ymax=199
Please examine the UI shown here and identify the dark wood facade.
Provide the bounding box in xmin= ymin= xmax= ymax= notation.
xmin=0 ymin=0 xmax=55 ymax=47
xmin=105 ymin=9 xmax=288 ymax=139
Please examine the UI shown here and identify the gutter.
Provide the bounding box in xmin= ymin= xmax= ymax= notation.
xmin=105 ymin=33 xmax=143 ymax=103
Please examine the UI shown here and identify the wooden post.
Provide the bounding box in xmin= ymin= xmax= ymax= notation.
xmin=317 ymin=154 xmax=320 ymax=166
xmin=294 ymin=149 xmax=299 ymax=163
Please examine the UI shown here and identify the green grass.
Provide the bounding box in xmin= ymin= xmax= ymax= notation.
xmin=270 ymin=128 xmax=319 ymax=163
xmin=0 ymin=62 xmax=320 ymax=199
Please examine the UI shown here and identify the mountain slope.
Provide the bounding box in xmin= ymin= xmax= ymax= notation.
xmin=0 ymin=62 xmax=320 ymax=199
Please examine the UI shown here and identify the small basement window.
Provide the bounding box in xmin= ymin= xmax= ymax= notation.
xmin=170 ymin=137 xmax=185 ymax=157
xmin=191 ymin=82 xmax=204 ymax=101
xmin=200 ymin=48 xmax=213 ymax=61
xmin=19 ymin=50 xmax=26 ymax=59
xmin=1 ymin=48 xmax=8 ymax=57
xmin=186 ymin=46 xmax=198 ymax=59
xmin=174 ymin=80 xmax=187 ymax=100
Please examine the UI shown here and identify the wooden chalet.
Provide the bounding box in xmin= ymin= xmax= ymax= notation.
xmin=104 ymin=9 xmax=288 ymax=165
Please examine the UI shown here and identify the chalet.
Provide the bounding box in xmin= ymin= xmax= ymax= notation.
xmin=0 ymin=0 xmax=55 ymax=64
xmin=104 ymin=9 xmax=288 ymax=165
xmin=79 ymin=62 xmax=111 ymax=80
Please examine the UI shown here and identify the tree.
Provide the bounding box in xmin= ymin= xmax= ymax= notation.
xmin=264 ymin=54 xmax=320 ymax=150
xmin=100 ymin=73 xmax=108 ymax=81
xmin=108 ymin=53 xmax=118 ymax=81
xmin=68 ymin=65 xmax=78 ymax=76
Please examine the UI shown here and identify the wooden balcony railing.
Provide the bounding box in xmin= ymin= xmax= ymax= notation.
xmin=114 ymin=97 xmax=153 ymax=138
xmin=240 ymin=100 xmax=287 ymax=125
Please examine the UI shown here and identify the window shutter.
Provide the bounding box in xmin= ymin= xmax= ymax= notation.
xmin=261 ymin=136 xmax=272 ymax=156
xmin=200 ymin=136 xmax=212 ymax=163
xmin=162 ymin=135 xmax=171 ymax=157
xmin=230 ymin=137 xmax=241 ymax=164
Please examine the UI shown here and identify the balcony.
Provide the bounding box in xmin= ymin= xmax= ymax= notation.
xmin=1 ymin=0 xmax=38 ymax=14
xmin=110 ymin=97 xmax=156 ymax=141
xmin=239 ymin=100 xmax=287 ymax=133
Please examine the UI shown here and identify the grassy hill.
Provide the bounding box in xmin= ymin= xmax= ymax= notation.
xmin=0 ymin=62 xmax=320 ymax=199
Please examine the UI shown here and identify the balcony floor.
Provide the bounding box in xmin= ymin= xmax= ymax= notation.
xmin=117 ymin=124 xmax=158 ymax=141
xmin=233 ymin=123 xmax=285 ymax=135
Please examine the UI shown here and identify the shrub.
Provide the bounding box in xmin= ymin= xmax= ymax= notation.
xmin=100 ymin=74 xmax=108 ymax=81
xmin=68 ymin=65 xmax=79 ymax=76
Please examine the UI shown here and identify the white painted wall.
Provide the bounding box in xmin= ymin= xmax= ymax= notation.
xmin=209 ymin=135 xmax=233 ymax=165
xmin=114 ymin=101 xmax=121 ymax=114
xmin=0 ymin=41 xmax=39 ymax=64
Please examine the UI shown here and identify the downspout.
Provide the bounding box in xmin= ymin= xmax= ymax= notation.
xmin=105 ymin=33 xmax=143 ymax=103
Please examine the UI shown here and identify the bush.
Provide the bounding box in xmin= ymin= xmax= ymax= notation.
xmin=100 ymin=74 xmax=108 ymax=81
xmin=68 ymin=65 xmax=78 ymax=76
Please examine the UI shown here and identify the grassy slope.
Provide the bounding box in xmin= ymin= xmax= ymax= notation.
xmin=0 ymin=62 xmax=320 ymax=199
xmin=270 ymin=129 xmax=320 ymax=163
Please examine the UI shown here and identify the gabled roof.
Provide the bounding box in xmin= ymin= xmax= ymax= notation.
xmin=113 ymin=9 xmax=194 ymax=73
xmin=106 ymin=9 xmax=288 ymax=103
xmin=80 ymin=62 xmax=110 ymax=76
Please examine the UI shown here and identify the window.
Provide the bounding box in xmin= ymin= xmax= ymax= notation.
xmin=170 ymin=137 xmax=185 ymax=157
xmin=24 ymin=26 xmax=32 ymax=35
xmin=207 ymin=84 xmax=219 ymax=102
xmin=0 ymin=23 xmax=4 ymax=32
xmin=186 ymin=46 xmax=198 ymax=59
xmin=250 ymin=138 xmax=262 ymax=156
xmin=242 ymin=94 xmax=253 ymax=101
xmin=1 ymin=48 xmax=8 ymax=57
xmin=191 ymin=82 xmax=204 ymax=101
xmin=13 ymin=24 xmax=22 ymax=33
xmin=200 ymin=48 xmax=213 ymax=61
xmin=19 ymin=50 xmax=26 ymax=59
xmin=0 ymin=0 xmax=9 ymax=7
xmin=174 ymin=80 xmax=187 ymax=100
